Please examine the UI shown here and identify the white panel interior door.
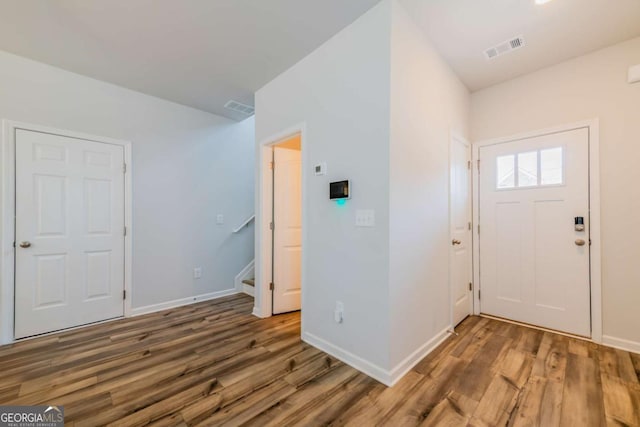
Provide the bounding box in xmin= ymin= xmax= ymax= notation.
xmin=450 ymin=137 xmax=472 ymax=326
xmin=15 ymin=129 xmax=125 ymax=338
xmin=479 ymin=128 xmax=590 ymax=336
xmin=272 ymin=146 xmax=302 ymax=314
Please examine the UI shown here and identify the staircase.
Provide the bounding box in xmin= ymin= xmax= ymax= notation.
xmin=235 ymin=260 xmax=255 ymax=297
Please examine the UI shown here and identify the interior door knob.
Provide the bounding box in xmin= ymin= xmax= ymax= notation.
xmin=452 ymin=239 xmax=461 ymax=245
xmin=19 ymin=241 xmax=31 ymax=248
xmin=575 ymin=239 xmax=586 ymax=246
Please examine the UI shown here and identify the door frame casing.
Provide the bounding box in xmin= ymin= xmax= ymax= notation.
xmin=471 ymin=119 xmax=602 ymax=343
xmin=254 ymin=122 xmax=307 ymax=320
xmin=0 ymin=120 xmax=133 ymax=344
xmin=449 ymin=130 xmax=473 ymax=327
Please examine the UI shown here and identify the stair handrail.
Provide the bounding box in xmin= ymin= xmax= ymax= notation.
xmin=232 ymin=215 xmax=255 ymax=233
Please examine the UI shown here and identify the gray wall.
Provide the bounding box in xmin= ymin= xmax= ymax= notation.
xmin=0 ymin=50 xmax=255 ymax=312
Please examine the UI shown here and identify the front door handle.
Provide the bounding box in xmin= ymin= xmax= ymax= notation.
xmin=452 ymin=239 xmax=461 ymax=246
xmin=575 ymin=239 xmax=586 ymax=246
xmin=19 ymin=241 xmax=32 ymax=248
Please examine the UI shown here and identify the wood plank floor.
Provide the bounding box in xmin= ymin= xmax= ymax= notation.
xmin=0 ymin=293 xmax=638 ymax=426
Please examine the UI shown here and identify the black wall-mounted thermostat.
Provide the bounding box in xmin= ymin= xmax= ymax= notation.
xmin=330 ymin=180 xmax=350 ymax=200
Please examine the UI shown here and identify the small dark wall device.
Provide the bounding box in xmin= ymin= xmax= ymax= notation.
xmin=330 ymin=180 xmax=350 ymax=200
xmin=574 ymin=216 xmax=585 ymax=232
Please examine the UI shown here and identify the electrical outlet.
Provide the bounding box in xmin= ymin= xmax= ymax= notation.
xmin=193 ymin=267 xmax=202 ymax=279
xmin=334 ymin=301 xmax=344 ymax=324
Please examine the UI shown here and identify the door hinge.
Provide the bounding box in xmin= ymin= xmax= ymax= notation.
xmin=478 ymin=289 xmax=481 ymax=300
xmin=269 ymin=222 xmax=274 ymax=230
xmin=477 ymin=159 xmax=480 ymax=172
xmin=269 ymin=161 xmax=274 ymax=170
xmin=467 ymin=160 xmax=471 ymax=170
xmin=269 ymin=282 xmax=274 ymax=291
xmin=123 ymin=163 xmax=127 ymax=173
xmin=124 ymin=226 xmax=127 ymax=236
xmin=477 ymin=224 xmax=480 ymax=234
xmin=469 ymin=282 xmax=473 ymax=291
xmin=13 ymin=241 xmax=16 ymax=248
xmin=123 ymin=290 xmax=126 ymax=300
xmin=468 ymin=222 xmax=472 ymax=230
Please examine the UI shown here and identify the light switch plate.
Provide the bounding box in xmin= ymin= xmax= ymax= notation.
xmin=355 ymin=209 xmax=375 ymax=227
xmin=216 ymin=214 xmax=224 ymax=224
xmin=194 ymin=267 xmax=202 ymax=279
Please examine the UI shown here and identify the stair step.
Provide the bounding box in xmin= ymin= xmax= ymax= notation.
xmin=242 ymin=278 xmax=255 ymax=287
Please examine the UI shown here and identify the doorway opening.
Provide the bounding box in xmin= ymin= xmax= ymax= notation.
xmin=257 ymin=130 xmax=303 ymax=317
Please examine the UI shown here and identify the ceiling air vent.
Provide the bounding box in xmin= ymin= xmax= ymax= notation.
xmin=484 ymin=35 xmax=526 ymax=60
xmin=224 ymin=100 xmax=255 ymax=116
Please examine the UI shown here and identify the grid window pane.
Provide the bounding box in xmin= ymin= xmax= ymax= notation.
xmin=541 ymin=147 xmax=563 ymax=185
xmin=497 ymin=155 xmax=515 ymax=189
xmin=518 ymin=151 xmax=538 ymax=187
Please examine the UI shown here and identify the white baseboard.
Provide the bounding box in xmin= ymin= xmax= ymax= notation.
xmin=602 ymin=335 xmax=640 ymax=355
xmin=234 ymin=260 xmax=255 ymax=292
xmin=252 ymin=306 xmax=267 ymax=318
xmin=302 ymin=331 xmax=391 ymax=385
xmin=388 ymin=327 xmax=451 ymax=386
xmin=131 ymin=289 xmax=238 ymax=317
xmin=302 ymin=326 xmax=451 ymax=387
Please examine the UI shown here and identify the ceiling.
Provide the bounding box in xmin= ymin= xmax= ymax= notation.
xmin=400 ymin=0 xmax=640 ymax=91
xmin=1 ymin=1 xmax=639 ymax=119
xmin=0 ymin=0 xmax=381 ymax=120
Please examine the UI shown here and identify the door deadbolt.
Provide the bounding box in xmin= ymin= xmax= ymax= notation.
xmin=19 ymin=241 xmax=31 ymax=248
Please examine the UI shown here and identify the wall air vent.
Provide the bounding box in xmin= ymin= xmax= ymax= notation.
xmin=224 ymin=100 xmax=255 ymax=116
xmin=484 ymin=35 xmax=526 ymax=60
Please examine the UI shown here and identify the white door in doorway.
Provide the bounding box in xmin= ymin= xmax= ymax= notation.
xmin=450 ymin=136 xmax=473 ymax=326
xmin=479 ymin=128 xmax=590 ymax=336
xmin=15 ymin=129 xmax=125 ymax=338
xmin=272 ymin=147 xmax=302 ymax=314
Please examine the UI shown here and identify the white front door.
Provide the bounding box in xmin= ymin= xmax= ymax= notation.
xmin=479 ymin=128 xmax=590 ymax=337
xmin=272 ymin=146 xmax=302 ymax=314
xmin=450 ymin=136 xmax=472 ymax=326
xmin=15 ymin=129 xmax=125 ymax=338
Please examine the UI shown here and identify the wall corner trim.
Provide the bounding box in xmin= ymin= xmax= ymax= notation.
xmin=388 ymin=326 xmax=451 ymax=386
xmin=302 ymin=326 xmax=451 ymax=387
xmin=130 ymin=289 xmax=238 ymax=317
xmin=252 ymin=306 xmax=267 ymax=318
xmin=302 ymin=331 xmax=392 ymax=385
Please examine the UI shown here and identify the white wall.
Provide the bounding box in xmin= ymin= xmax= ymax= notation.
xmin=0 ymin=50 xmax=255 ymax=314
xmin=255 ymin=1 xmax=393 ymax=374
xmin=389 ymin=1 xmax=470 ymax=370
xmin=471 ymin=37 xmax=640 ymax=349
